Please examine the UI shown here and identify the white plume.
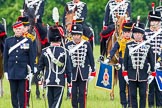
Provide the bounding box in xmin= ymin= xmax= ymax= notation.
xmin=19 ymin=9 xmax=24 ymax=16
xmin=52 ymin=7 xmax=59 ymax=23
xmin=137 ymin=16 xmax=140 ymax=21
xmin=136 ymin=16 xmax=140 ymax=27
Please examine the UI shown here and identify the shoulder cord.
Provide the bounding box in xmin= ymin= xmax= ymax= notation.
xmin=44 ymin=52 xmax=51 ymax=85
xmin=51 ymin=46 xmax=67 ymax=74
xmin=44 ymin=47 xmax=67 ymax=85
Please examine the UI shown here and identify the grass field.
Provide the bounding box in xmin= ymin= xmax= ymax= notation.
xmin=0 ymin=45 xmax=122 ymax=108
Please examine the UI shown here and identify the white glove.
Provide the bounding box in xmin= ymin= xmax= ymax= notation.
xmin=4 ymin=72 xmax=8 ymax=80
xmin=27 ymin=65 xmax=31 ymax=73
xmin=68 ymin=86 xmax=72 ymax=94
xmin=46 ymin=78 xmax=50 ymax=85
xmin=124 ymin=76 xmax=129 ymax=84
xmin=34 ymin=67 xmax=38 ymax=73
xmin=26 ymin=73 xmax=33 ymax=79
xmin=68 ymin=83 xmax=72 ymax=94
xmin=98 ymin=55 xmax=104 ymax=62
xmin=88 ymin=76 xmax=94 ymax=82
xmin=147 ymin=75 xmax=154 ymax=84
xmin=155 ymin=62 xmax=161 ymax=69
xmin=104 ymin=58 xmax=110 ymax=64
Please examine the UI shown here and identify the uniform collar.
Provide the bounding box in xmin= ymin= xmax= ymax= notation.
xmin=50 ymin=42 xmax=61 ymax=46
xmin=73 ymin=39 xmax=82 ymax=44
xmin=124 ymin=37 xmax=131 ymax=40
xmin=14 ymin=35 xmax=23 ymax=38
xmin=134 ymin=40 xmax=143 ymax=43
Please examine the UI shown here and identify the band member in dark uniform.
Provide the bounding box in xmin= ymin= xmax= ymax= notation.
xmin=17 ymin=16 xmax=38 ymax=106
xmin=63 ymin=0 xmax=87 ymax=26
xmin=17 ymin=16 xmax=37 ymax=60
xmin=100 ymin=0 xmax=131 ymax=59
xmin=104 ymin=22 xmax=133 ymax=108
xmin=123 ymin=22 xmax=155 ymax=108
xmin=37 ymin=25 xmax=72 ymax=108
xmin=63 ymin=0 xmax=94 ymax=48
xmin=144 ymin=10 xmax=162 ymax=108
xmin=65 ymin=24 xmax=96 ymax=108
xmin=23 ymin=0 xmax=45 ymax=23
xmin=3 ymin=21 xmax=34 ymax=108
xmin=23 ymin=0 xmax=48 ymax=49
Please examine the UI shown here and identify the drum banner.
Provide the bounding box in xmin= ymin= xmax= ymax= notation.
xmin=155 ymin=69 xmax=162 ymax=91
xmin=96 ymin=62 xmax=114 ymax=91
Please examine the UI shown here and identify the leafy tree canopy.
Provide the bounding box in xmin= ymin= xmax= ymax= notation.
xmin=0 ymin=0 xmax=159 ymax=42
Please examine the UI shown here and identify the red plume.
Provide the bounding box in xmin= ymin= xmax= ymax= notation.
xmin=152 ymin=2 xmax=155 ymax=8
xmin=152 ymin=2 xmax=155 ymax=14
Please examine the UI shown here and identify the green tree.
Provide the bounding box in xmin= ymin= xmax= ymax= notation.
xmin=0 ymin=0 xmax=160 ymax=43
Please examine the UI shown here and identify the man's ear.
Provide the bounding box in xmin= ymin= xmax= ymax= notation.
xmin=13 ymin=28 xmax=16 ymax=33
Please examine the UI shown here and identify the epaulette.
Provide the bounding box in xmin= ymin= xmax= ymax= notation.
xmin=82 ymin=35 xmax=89 ymax=41
xmin=24 ymin=33 xmax=36 ymax=42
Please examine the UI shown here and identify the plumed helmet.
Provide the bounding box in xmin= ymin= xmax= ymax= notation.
xmin=148 ymin=10 xmax=161 ymax=21
xmin=71 ymin=24 xmax=83 ymax=35
xmin=48 ymin=25 xmax=64 ymax=42
xmin=132 ymin=23 xmax=145 ymax=34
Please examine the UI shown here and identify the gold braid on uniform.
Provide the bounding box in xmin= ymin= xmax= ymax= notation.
xmin=23 ymin=32 xmax=36 ymax=42
xmin=67 ymin=34 xmax=89 ymax=41
xmin=157 ymin=57 xmax=161 ymax=62
xmin=82 ymin=35 xmax=89 ymax=41
xmin=118 ymin=38 xmax=133 ymax=58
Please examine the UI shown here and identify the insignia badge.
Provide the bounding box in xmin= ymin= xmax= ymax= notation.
xmin=96 ymin=62 xmax=114 ymax=91
xmin=101 ymin=68 xmax=110 ymax=86
xmin=20 ymin=43 xmax=29 ymax=49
